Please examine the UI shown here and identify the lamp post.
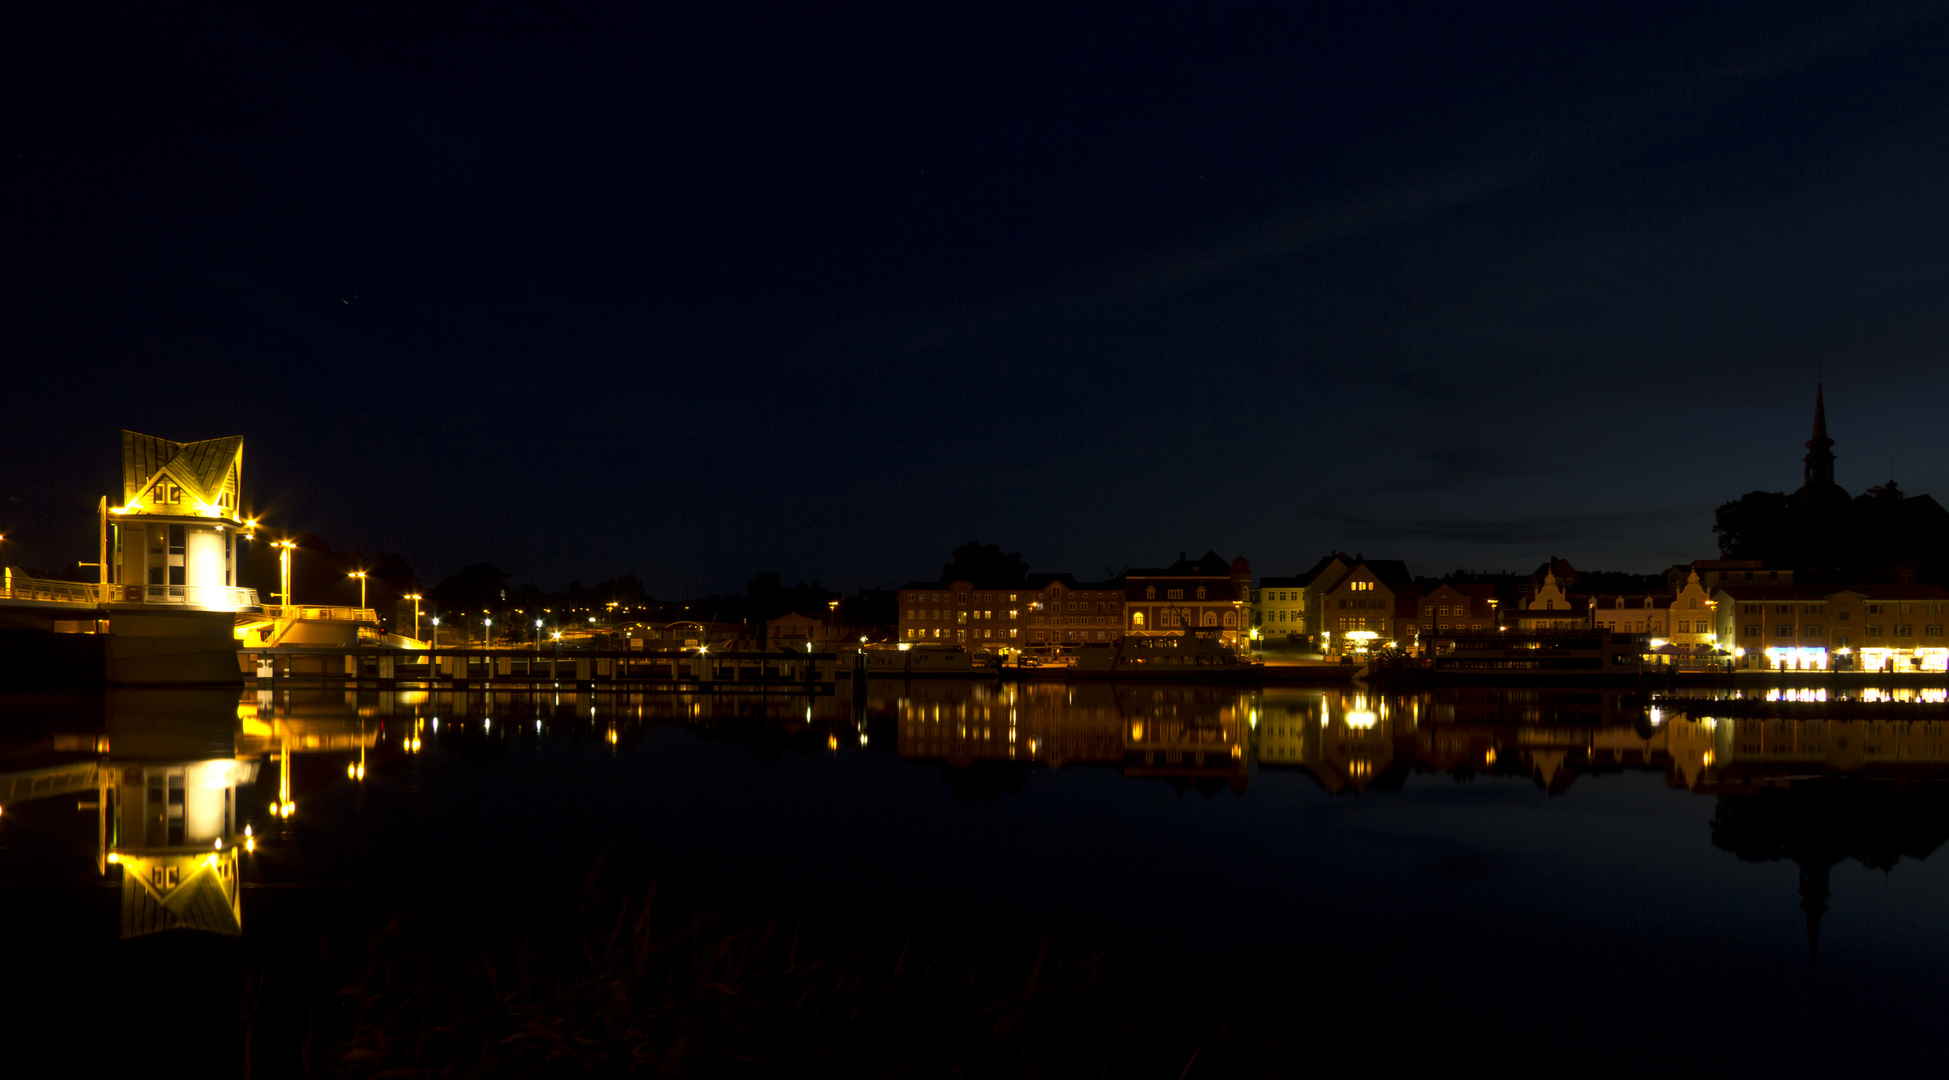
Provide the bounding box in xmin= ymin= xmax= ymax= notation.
xmin=534 ymin=618 xmax=544 ymax=649
xmin=431 ymin=616 xmax=441 ymax=649
xmin=273 ymin=539 xmax=297 ymax=611
xmin=405 ymin=593 xmax=422 ymax=642
xmin=483 ymin=616 xmax=492 ymax=649
xmin=348 ymin=570 xmax=367 ymax=610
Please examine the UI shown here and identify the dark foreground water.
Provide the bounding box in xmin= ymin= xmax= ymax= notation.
xmin=2 ymin=682 xmax=1946 ymax=1076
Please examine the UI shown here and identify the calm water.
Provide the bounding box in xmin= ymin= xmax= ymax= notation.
xmin=2 ymin=682 xmax=1947 ymax=1073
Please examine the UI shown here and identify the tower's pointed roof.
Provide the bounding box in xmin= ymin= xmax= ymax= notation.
xmin=1801 ymin=383 xmax=1838 ymax=492
xmin=121 ymin=430 xmax=244 ymax=506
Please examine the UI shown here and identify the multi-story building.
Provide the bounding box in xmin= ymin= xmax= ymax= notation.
xmin=1711 ymin=584 xmax=1949 ymax=671
xmin=1402 ymin=582 xmax=1498 ymax=647
xmin=1509 ymin=570 xmax=1588 ymax=631
xmin=1256 ymin=575 xmax=1313 ymax=639
xmin=1666 ymin=571 xmax=1717 ymax=649
xmin=1024 ymin=575 xmax=1124 ymax=646
xmin=1313 ymin=557 xmax=1413 ymax=652
xmin=897 ymin=574 xmax=1124 ymax=650
xmin=1590 ymin=594 xmax=1667 ymax=637
xmin=1291 ymin=553 xmax=1356 ymax=639
xmin=1122 ymin=552 xmax=1251 ymax=646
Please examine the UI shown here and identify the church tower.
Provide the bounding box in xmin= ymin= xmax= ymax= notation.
xmin=1803 ymin=383 xmax=1836 ymax=488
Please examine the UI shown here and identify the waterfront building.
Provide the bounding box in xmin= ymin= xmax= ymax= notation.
xmin=1666 ymin=570 xmax=1717 ymax=649
xmin=1712 ymin=583 xmax=1949 ymax=671
xmin=1287 ymin=552 xmax=1357 ymax=640
xmin=1255 ymin=575 xmax=1313 ymax=639
xmin=1122 ymin=551 xmax=1252 ymax=646
xmin=1508 ymin=570 xmax=1589 ymax=631
xmin=1402 ymin=582 xmax=1497 ymax=646
xmin=1672 ymin=558 xmax=1793 ymax=592
xmin=897 ymin=574 xmax=1123 ymax=649
xmin=1312 ymin=556 xmax=1413 ymax=652
xmin=1590 ymin=593 xmax=1668 ymax=637
xmin=766 ymin=610 xmax=873 ymax=650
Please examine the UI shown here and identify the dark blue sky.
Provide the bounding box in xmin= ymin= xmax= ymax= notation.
xmin=5 ymin=2 xmax=1949 ymax=594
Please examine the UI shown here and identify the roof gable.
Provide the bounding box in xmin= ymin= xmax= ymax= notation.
xmin=121 ymin=430 xmax=243 ymax=507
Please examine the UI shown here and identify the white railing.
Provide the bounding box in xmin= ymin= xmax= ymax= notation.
xmin=262 ymin=604 xmax=377 ymax=623
xmin=0 ymin=575 xmax=101 ymax=605
xmin=110 ymin=584 xmax=261 ymax=609
xmin=0 ymin=575 xmax=260 ymax=611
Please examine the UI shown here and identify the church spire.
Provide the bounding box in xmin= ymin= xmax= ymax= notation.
xmin=1803 ymin=383 xmax=1835 ymax=487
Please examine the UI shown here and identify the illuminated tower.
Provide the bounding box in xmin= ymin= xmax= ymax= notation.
xmin=105 ymin=431 xmax=251 ymax=610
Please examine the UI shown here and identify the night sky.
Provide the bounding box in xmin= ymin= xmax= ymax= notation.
xmin=6 ymin=3 xmax=1949 ymax=595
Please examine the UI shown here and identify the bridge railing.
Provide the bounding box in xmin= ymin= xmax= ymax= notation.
xmin=0 ymin=574 xmax=261 ymax=612
xmin=108 ymin=584 xmax=262 ymax=610
xmin=1 ymin=575 xmax=101 ymax=605
xmin=263 ymin=604 xmax=377 ymax=623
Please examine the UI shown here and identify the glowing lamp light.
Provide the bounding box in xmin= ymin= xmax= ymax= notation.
xmin=1345 ymin=710 xmax=1378 ymax=729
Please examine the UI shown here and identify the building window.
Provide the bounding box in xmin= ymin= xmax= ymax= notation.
xmin=1867 ymin=604 xmax=1882 ymax=615
xmin=1897 ymin=624 xmax=1914 ymax=637
xmin=1167 ymin=589 xmax=1183 ymax=600
xmin=1928 ymin=625 xmax=1945 ymax=637
xmin=1223 ymin=611 xmax=1236 ymax=627
xmin=1804 ymin=625 xmax=1822 ymax=637
xmin=1776 ymin=625 xmax=1793 ymax=637
xmin=1195 ymin=586 xmax=1207 ymax=600
xmin=1868 ymin=625 xmax=1883 ymax=637
xmin=1145 ymin=587 xmax=1155 ymax=599
xmin=1132 ymin=612 xmax=1145 ymax=629
xmin=1776 ymin=605 xmax=1792 ymax=614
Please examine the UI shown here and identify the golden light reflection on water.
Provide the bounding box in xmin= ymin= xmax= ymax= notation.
xmin=8 ymin=683 xmax=1949 ymax=944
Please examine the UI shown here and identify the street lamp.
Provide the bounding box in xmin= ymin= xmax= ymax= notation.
xmin=405 ymin=593 xmax=423 ymax=641
xmin=483 ymin=616 xmax=492 ymax=648
xmin=534 ymin=618 xmax=543 ymax=648
xmin=430 ymin=616 xmax=441 ymax=649
xmin=348 ymin=570 xmax=367 ymax=610
xmin=273 ymin=539 xmax=298 ymax=611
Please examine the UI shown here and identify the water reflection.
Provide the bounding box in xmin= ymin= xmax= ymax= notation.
xmin=892 ymin=683 xmax=1249 ymax=794
xmin=3 ymin=683 xmax=1949 ymax=954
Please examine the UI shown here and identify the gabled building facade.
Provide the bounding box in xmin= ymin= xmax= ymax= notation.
xmin=1316 ymin=558 xmax=1413 ymax=652
xmin=1123 ymin=551 xmax=1251 ymax=645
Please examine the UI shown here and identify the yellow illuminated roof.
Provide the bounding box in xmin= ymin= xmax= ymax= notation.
xmin=121 ymin=430 xmax=244 ymax=508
